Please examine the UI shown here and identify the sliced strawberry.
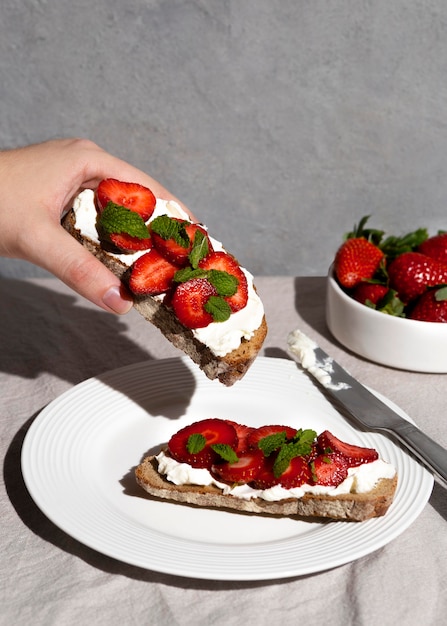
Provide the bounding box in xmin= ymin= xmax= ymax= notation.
xmin=128 ymin=248 xmax=178 ymax=295
xmin=247 ymin=425 xmax=297 ymax=451
xmin=108 ymin=232 xmax=152 ymax=252
xmin=310 ymin=452 xmax=349 ymax=487
xmin=224 ymin=420 xmax=255 ymax=454
xmin=168 ymin=418 xmax=238 ymax=469
xmin=211 ymin=448 xmax=265 ymax=484
xmin=150 ymin=218 xmax=212 ymax=267
xmin=171 ymin=278 xmax=218 ymax=328
xmin=96 ymin=178 xmax=156 ymax=221
xmin=251 ymin=454 xmax=312 ymax=489
xmin=317 ymin=430 xmax=378 ymax=467
xmin=198 ymin=251 xmax=248 ymax=312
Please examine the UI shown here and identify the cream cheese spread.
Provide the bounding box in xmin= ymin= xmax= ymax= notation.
xmin=287 ymin=329 xmax=350 ymax=391
xmin=72 ymin=189 xmax=264 ymax=357
xmin=155 ymin=450 xmax=396 ymax=501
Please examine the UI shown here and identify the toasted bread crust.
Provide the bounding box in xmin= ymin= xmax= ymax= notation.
xmin=135 ymin=455 xmax=398 ymax=522
xmin=62 ymin=210 xmax=267 ymax=385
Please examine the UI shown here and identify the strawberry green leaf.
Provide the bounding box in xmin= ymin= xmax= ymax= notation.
xmin=345 ymin=215 xmax=384 ymax=246
xmin=98 ymin=203 xmax=150 ymax=239
xmin=376 ymin=289 xmax=405 ymax=316
xmin=380 ymin=228 xmax=429 ymax=259
xmin=211 ymin=443 xmax=239 ymax=463
xmin=435 ymin=285 xmax=447 ymax=301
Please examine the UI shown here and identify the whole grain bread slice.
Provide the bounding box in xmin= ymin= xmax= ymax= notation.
xmin=62 ymin=210 xmax=267 ymax=386
xmin=135 ymin=455 xmax=398 ymax=522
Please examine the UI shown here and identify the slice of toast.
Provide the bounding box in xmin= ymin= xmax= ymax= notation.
xmin=135 ymin=455 xmax=398 ymax=521
xmin=62 ymin=194 xmax=267 ymax=386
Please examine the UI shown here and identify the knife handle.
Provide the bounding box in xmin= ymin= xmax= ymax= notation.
xmin=392 ymin=423 xmax=447 ymax=485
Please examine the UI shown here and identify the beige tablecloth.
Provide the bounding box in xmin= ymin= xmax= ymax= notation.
xmin=1 ymin=276 xmax=446 ymax=625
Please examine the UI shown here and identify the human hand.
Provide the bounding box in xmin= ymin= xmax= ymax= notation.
xmin=0 ymin=138 xmax=190 ymax=313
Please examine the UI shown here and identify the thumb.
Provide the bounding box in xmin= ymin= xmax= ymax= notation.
xmin=29 ymin=223 xmax=133 ymax=314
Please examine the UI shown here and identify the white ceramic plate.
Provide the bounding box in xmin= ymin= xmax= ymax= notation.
xmin=21 ymin=357 xmax=433 ymax=581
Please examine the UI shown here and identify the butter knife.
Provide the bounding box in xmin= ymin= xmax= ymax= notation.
xmin=287 ymin=330 xmax=447 ymax=485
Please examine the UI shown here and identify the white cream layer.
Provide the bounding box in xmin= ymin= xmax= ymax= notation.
xmin=72 ymin=189 xmax=264 ymax=356
xmin=155 ymin=451 xmax=396 ymax=501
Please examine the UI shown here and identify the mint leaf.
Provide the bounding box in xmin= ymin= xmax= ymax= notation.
xmin=174 ymin=267 xmax=208 ymax=283
xmin=189 ymin=230 xmax=209 ymax=268
xmin=150 ymin=215 xmax=190 ymax=247
xmin=211 ymin=443 xmax=239 ymax=463
xmin=187 ymin=433 xmax=206 ymax=454
xmin=207 ymin=270 xmax=238 ymax=296
xmin=258 ymin=431 xmax=291 ymax=456
xmin=292 ymin=428 xmax=317 ymax=452
xmin=98 ymin=203 xmax=150 ymax=239
xmin=204 ymin=296 xmax=232 ymax=322
xmin=272 ymin=429 xmax=316 ymax=478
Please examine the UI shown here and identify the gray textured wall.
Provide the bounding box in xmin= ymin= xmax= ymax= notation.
xmin=2 ymin=0 xmax=447 ymax=279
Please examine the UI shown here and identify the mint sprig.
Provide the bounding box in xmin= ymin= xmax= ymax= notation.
xmin=256 ymin=428 xmax=317 ymax=478
xmin=186 ymin=433 xmax=206 ymax=454
xmin=150 ymin=215 xmax=190 ymax=247
xmin=204 ymin=296 xmax=232 ymax=322
xmin=211 ymin=443 xmax=239 ymax=464
xmin=258 ymin=430 xmax=292 ymax=456
xmin=189 ymin=230 xmax=210 ymax=268
xmin=98 ymin=202 xmax=150 ymax=239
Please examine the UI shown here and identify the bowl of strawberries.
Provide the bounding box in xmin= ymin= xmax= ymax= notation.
xmin=326 ymin=216 xmax=447 ymax=372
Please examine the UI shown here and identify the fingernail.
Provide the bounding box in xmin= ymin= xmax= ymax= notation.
xmin=102 ymin=285 xmax=133 ymax=314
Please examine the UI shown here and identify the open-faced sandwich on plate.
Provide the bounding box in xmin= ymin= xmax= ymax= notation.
xmin=135 ymin=418 xmax=398 ymax=521
xmin=62 ymin=179 xmax=267 ymax=386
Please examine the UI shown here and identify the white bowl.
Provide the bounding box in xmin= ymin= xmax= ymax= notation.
xmin=326 ymin=266 xmax=447 ymax=372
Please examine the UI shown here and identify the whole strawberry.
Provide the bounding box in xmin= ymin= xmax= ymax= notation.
xmin=334 ymin=238 xmax=384 ymax=288
xmin=352 ymin=282 xmax=389 ymax=306
xmin=409 ymin=286 xmax=447 ymax=322
xmin=418 ymin=232 xmax=447 ymax=265
xmin=387 ymin=252 xmax=447 ymax=303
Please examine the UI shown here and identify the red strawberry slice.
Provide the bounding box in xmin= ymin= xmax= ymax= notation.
xmin=252 ymin=454 xmax=312 ymax=489
xmin=168 ymin=418 xmax=238 ymax=469
xmin=108 ymin=232 xmax=152 ymax=252
xmin=211 ymin=448 xmax=265 ymax=484
xmin=150 ymin=218 xmax=212 ymax=267
xmin=198 ymin=251 xmax=248 ymax=312
xmin=224 ymin=420 xmax=255 ymax=454
xmin=128 ymin=248 xmax=179 ymax=295
xmin=310 ymin=452 xmax=349 ymax=487
xmin=247 ymin=425 xmax=297 ymax=451
xmin=317 ymin=430 xmax=378 ymax=467
xmin=96 ymin=178 xmax=156 ymax=221
xmin=171 ymin=277 xmax=218 ymax=328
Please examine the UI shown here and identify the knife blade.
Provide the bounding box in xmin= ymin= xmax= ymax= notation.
xmin=287 ymin=330 xmax=447 ymax=485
